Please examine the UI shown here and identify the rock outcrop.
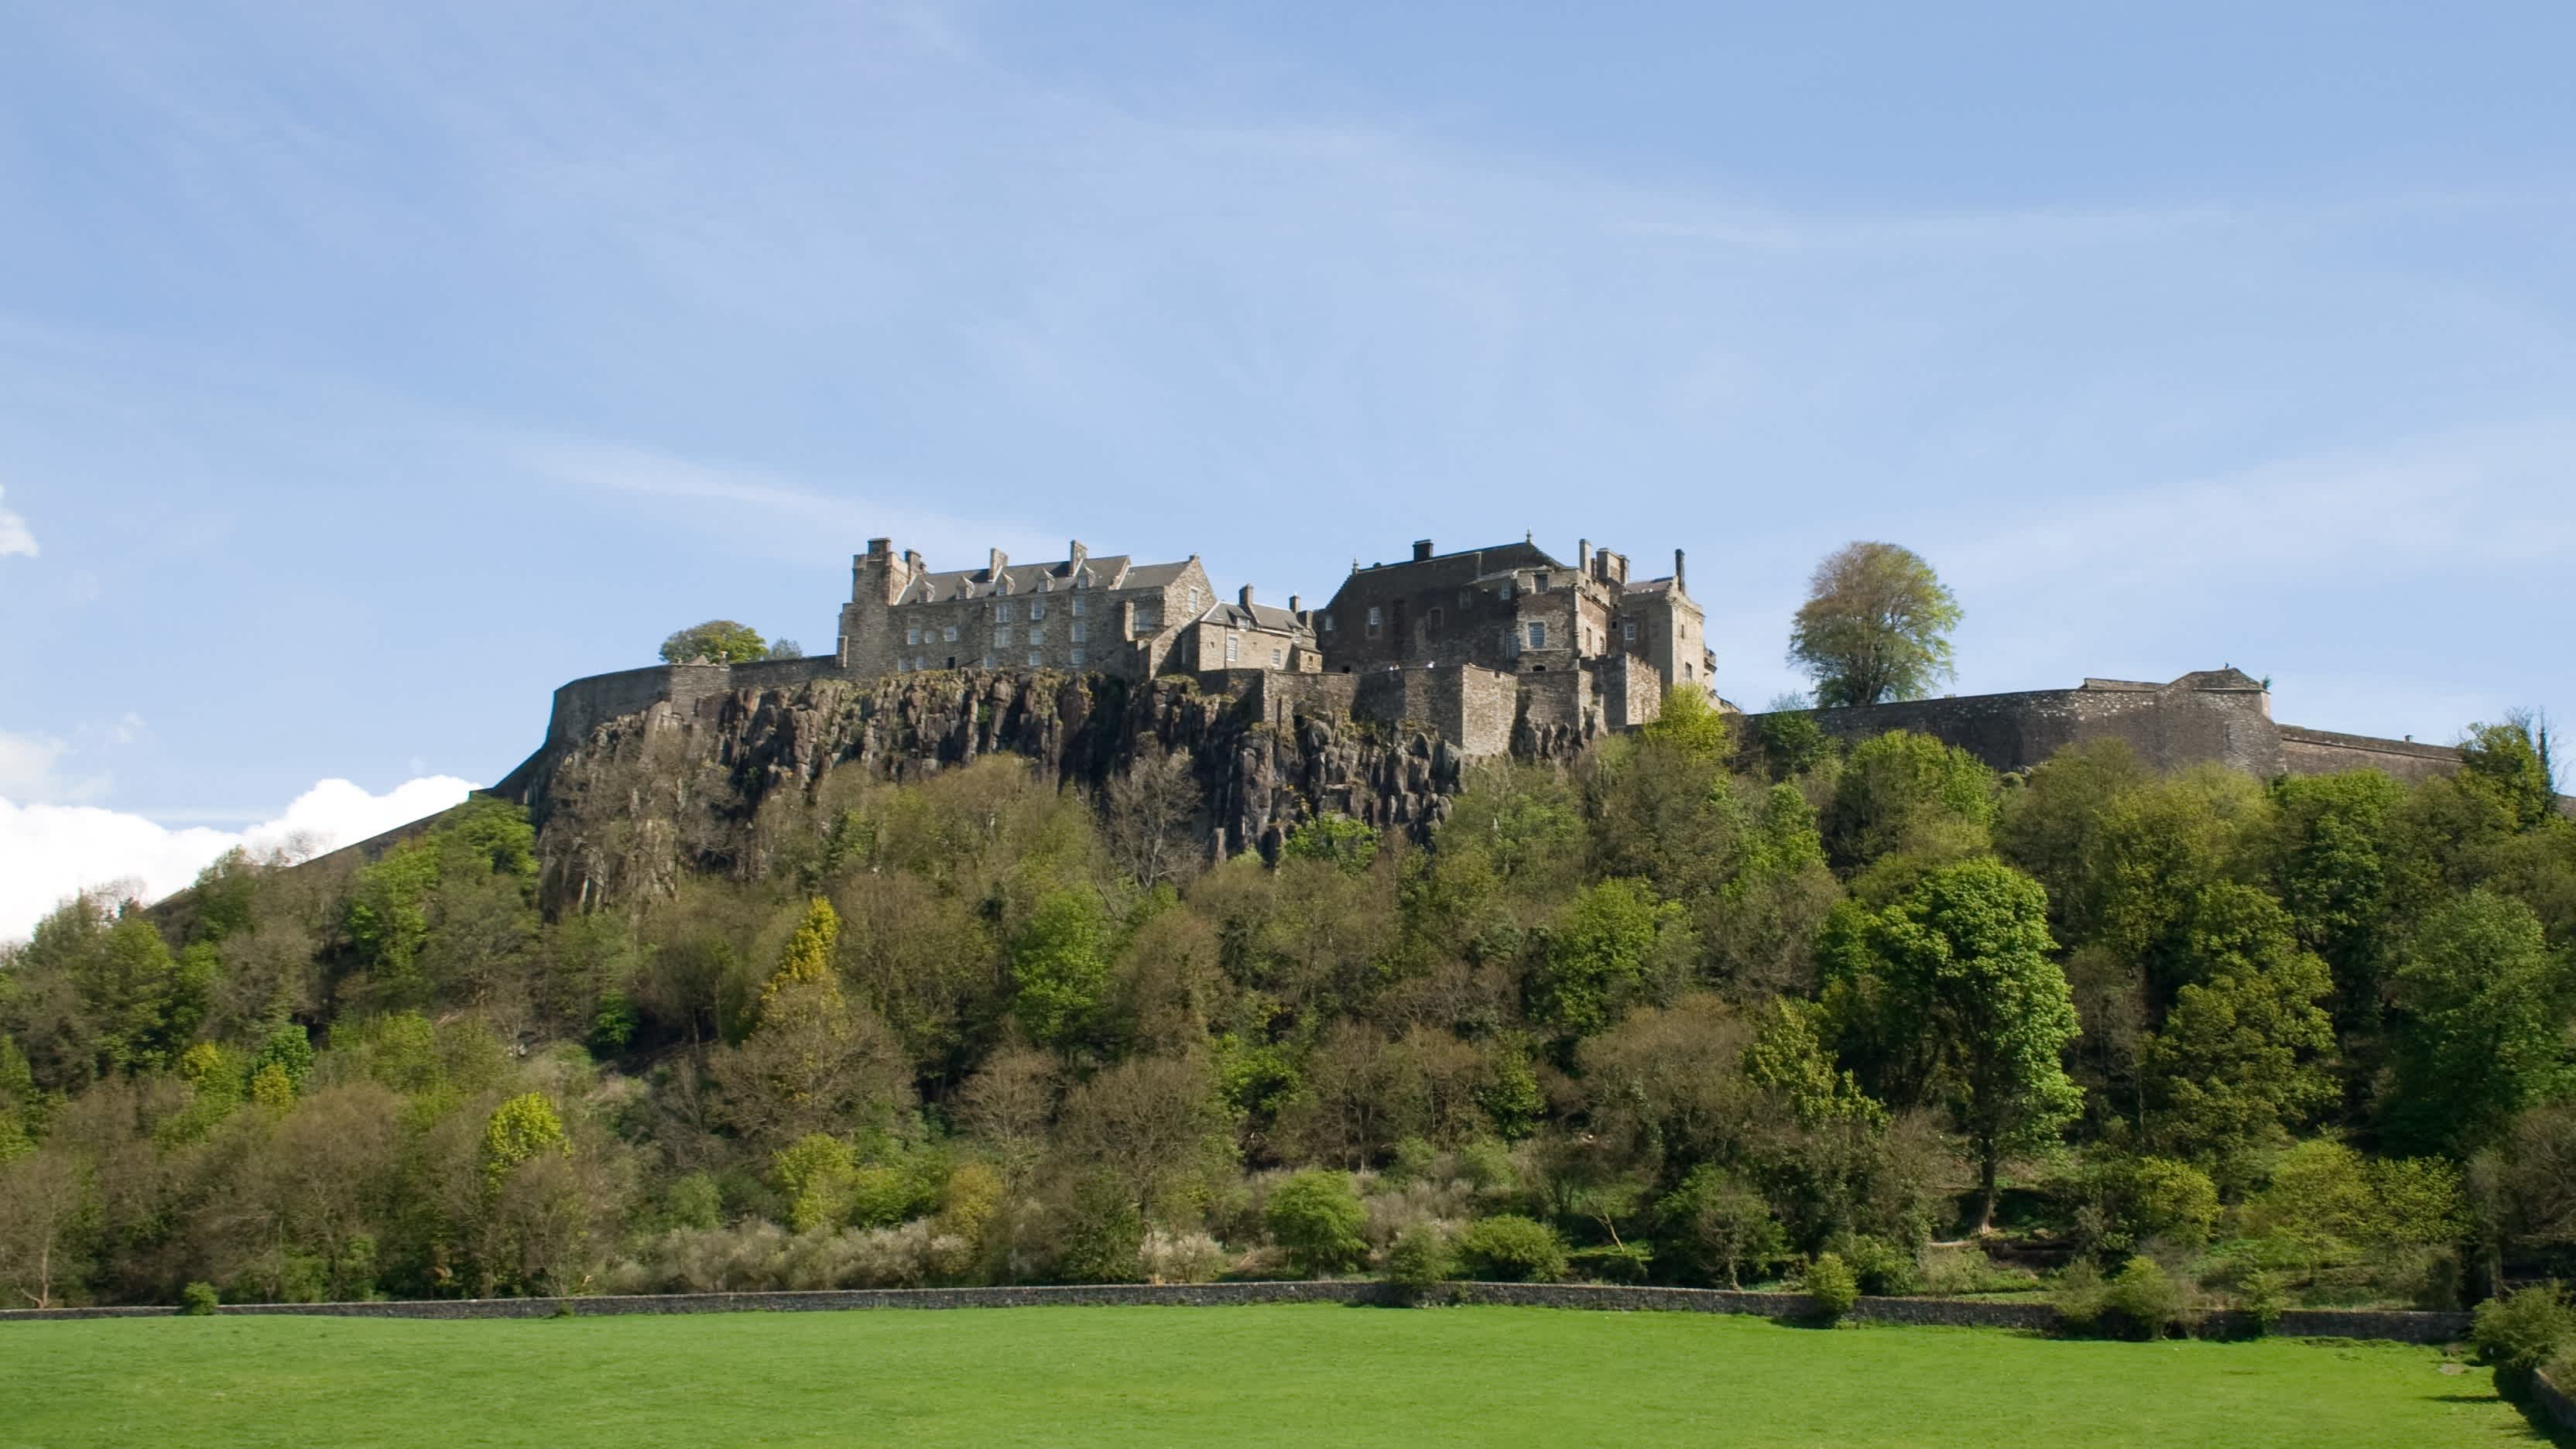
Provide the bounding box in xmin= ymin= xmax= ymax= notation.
xmin=506 ymin=670 xmax=1518 ymax=914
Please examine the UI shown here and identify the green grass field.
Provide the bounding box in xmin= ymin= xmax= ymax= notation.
xmin=0 ymin=1304 xmax=2553 ymax=1449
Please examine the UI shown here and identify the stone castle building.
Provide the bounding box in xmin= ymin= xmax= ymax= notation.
xmin=828 ymin=533 xmax=1714 ymax=744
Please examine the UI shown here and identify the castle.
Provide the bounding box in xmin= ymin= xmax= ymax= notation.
xmin=828 ymin=533 xmax=1714 ymax=747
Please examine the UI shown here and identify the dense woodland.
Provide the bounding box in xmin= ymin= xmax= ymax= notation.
xmin=5 ymin=693 xmax=2573 ymax=1324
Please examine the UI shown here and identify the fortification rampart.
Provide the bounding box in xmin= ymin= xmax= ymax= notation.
xmin=1769 ymin=667 xmax=2479 ymax=787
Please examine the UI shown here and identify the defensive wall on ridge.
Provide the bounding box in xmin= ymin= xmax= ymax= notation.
xmin=1767 ymin=667 xmax=2479 ymax=784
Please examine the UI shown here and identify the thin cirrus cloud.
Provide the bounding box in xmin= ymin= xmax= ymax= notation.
xmin=0 ymin=775 xmax=475 ymax=944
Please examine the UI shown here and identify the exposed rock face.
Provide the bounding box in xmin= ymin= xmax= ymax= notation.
xmin=510 ymin=670 xmax=1520 ymax=914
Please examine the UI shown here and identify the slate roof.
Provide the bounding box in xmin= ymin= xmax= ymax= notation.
xmin=896 ymin=553 xmax=1196 ymax=603
xmin=1192 ymin=600 xmax=1314 ymax=637
xmin=1338 ymin=540 xmax=1562 ymax=594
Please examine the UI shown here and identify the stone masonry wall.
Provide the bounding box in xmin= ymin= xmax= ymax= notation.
xmin=0 ymin=1280 xmax=2470 ymax=1344
xmin=1789 ymin=679 xmax=2284 ymax=779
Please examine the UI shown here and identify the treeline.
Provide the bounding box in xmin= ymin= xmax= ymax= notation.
xmin=2 ymin=695 xmax=2571 ymax=1317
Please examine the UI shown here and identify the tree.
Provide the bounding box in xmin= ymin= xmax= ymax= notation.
xmin=1009 ymin=890 xmax=1115 ymax=1050
xmin=1852 ymin=861 xmax=2081 ymax=1231
xmin=1824 ymin=730 xmax=1996 ymax=875
xmin=1527 ymin=879 xmax=1690 ymax=1039
xmin=1786 ymin=542 xmax=1962 ymax=708
xmin=1103 ymin=745 xmax=1204 ymax=890
xmin=2386 ymin=891 xmax=2569 ymax=1156
xmin=1659 ymin=1163 xmax=1787 ymax=1287
xmin=1264 ymin=1170 xmax=1368 ymax=1276
xmin=658 ymin=620 xmax=770 ymax=665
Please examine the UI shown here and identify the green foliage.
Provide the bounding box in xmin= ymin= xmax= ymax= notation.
xmin=1057 ymin=1170 xmax=1146 ymax=1284
xmin=1825 ymin=730 xmax=1995 ymax=873
xmin=1787 ymin=541 xmax=1962 ymax=708
xmin=1802 ymin=1252 xmax=1860 ymax=1321
xmin=1264 ymin=1170 xmax=1368 ymax=1277
xmin=1822 ymin=1231 xmax=1917 ymax=1297
xmin=1280 ymin=814 xmax=1379 ymax=875
xmin=252 ymin=1019 xmax=315 ymax=1095
xmin=1384 ymin=1221 xmax=1454 ymax=1292
xmin=1528 ymin=878 xmax=1689 ymax=1038
xmin=2471 ymin=1283 xmax=2574 ymax=1386
xmin=2103 ymin=1257 xmax=2194 ymax=1339
xmin=1749 ymin=709 xmax=1834 ymax=782
xmin=772 ymin=1133 xmax=860 ymax=1232
xmin=1636 ymin=687 xmax=1730 ymax=766
xmin=180 ymin=1281 xmax=220 ymax=1315
xmin=659 ymin=620 xmax=771 ymax=665
xmin=481 ymin=1092 xmax=569 ymax=1190
xmin=1454 ymin=1214 xmax=1568 ymax=1283
xmin=2460 ymin=721 xmax=2559 ymax=831
xmin=1009 ymin=890 xmax=1114 ymax=1049
xmin=2142 ymin=905 xmax=2338 ymax=1166
xmin=2386 ymin=890 xmax=2569 ymax=1155
xmin=2237 ymin=1269 xmax=2288 ymax=1333
xmin=1658 ymin=1164 xmax=1789 ymax=1287
xmin=764 ymin=897 xmax=842 ymax=1006
xmin=1836 ymin=859 xmax=2079 ymax=1227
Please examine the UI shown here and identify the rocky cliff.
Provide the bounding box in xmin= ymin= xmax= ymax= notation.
xmin=502 ymin=670 xmax=1509 ymax=914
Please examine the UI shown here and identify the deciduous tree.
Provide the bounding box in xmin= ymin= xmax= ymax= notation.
xmin=1787 ymin=542 xmax=1961 ymax=708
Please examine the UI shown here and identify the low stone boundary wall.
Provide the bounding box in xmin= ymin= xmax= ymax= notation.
xmin=0 ymin=1280 xmax=2469 ymax=1344
xmin=2536 ymin=1367 xmax=2576 ymax=1429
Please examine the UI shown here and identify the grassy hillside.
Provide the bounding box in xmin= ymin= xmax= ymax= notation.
xmin=0 ymin=1305 xmax=2543 ymax=1449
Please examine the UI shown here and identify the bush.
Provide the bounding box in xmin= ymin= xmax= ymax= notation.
xmin=2472 ymin=1283 xmax=2575 ymax=1394
xmin=180 ymin=1282 xmax=220 ymax=1316
xmin=1824 ymin=1231 xmax=1919 ymax=1297
xmin=1916 ymin=1243 xmax=2037 ymax=1297
xmin=1266 ymin=1170 xmax=1369 ymax=1278
xmin=1802 ymin=1252 xmax=1859 ymax=1323
xmin=2050 ymin=1259 xmax=2109 ymax=1331
xmin=2104 ymin=1258 xmax=2197 ymax=1340
xmin=1385 ymin=1222 xmax=1455 ymax=1295
xmin=1455 ymin=1215 xmax=1568 ymax=1283
xmin=1138 ymin=1229 xmax=1227 ymax=1285
xmin=2237 ymin=1269 xmax=2288 ymax=1334
xmin=1567 ymin=1242 xmax=1654 ymax=1284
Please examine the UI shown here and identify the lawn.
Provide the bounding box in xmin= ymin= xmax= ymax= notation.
xmin=0 ymin=1304 xmax=2550 ymax=1449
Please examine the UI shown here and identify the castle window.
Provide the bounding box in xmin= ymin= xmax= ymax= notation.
xmin=906 ymin=626 xmax=920 ymax=646
xmin=1427 ymin=606 xmax=1444 ymax=633
xmin=1029 ymin=599 xmax=1045 ymax=620
xmin=941 ymin=625 xmax=957 ymax=642
xmin=1271 ymin=647 xmax=1283 ymax=666
xmin=994 ymin=602 xmax=1012 ymax=622
xmin=981 ymin=655 xmax=994 ymax=669
xmin=1534 ymin=572 xmax=1550 ymax=592
xmin=1528 ymin=622 xmax=1547 ymax=649
xmin=1365 ymin=605 xmax=1382 ymax=637
xmin=1324 ymin=614 xmax=1335 ymax=633
xmin=996 ymin=625 xmax=1013 ymax=647
xmin=1683 ymin=663 xmax=1694 ymax=680
xmin=1028 ymin=649 xmax=1043 ymax=667
xmin=1500 ymin=584 xmax=1513 ymax=601
xmin=1623 ymin=621 xmax=1636 ymax=642
xmin=1070 ymin=596 xmax=1084 ymax=616
xmin=1225 ymin=634 xmax=1239 ymax=664
xmin=1070 ymin=622 xmax=1087 ymax=643
xmin=1070 ymin=647 xmax=1086 ymax=666
xmin=1030 ymin=625 xmax=1045 ymax=643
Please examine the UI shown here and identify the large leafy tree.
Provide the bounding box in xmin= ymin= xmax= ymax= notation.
xmin=1843 ymin=859 xmax=2080 ymax=1231
xmin=2386 ymin=890 xmax=2570 ymax=1155
xmin=658 ymin=619 xmax=771 ymax=664
xmin=1786 ymin=542 xmax=1962 ymax=708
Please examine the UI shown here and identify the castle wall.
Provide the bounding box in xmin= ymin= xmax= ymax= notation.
xmin=1789 ymin=678 xmax=2284 ymax=777
xmin=2277 ymin=725 xmax=2464 ymax=785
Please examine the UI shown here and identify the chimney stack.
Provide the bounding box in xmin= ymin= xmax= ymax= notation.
xmin=1578 ymin=538 xmax=1591 ymax=574
xmin=1412 ymin=539 xmax=1434 ymax=562
xmin=1239 ymin=584 xmax=1255 ymax=611
xmin=988 ymin=547 xmax=1008 ymax=580
xmin=1673 ymin=549 xmax=1686 ymax=592
xmin=1068 ymin=540 xmax=1088 ymax=575
xmin=1288 ymin=594 xmax=1300 ymax=615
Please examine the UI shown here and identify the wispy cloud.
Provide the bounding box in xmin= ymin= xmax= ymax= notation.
xmin=0 ymin=485 xmax=35 ymax=557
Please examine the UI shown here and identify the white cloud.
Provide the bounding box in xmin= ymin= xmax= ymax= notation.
xmin=0 ymin=485 xmax=33 ymax=557
xmin=0 ymin=776 xmax=474 ymax=943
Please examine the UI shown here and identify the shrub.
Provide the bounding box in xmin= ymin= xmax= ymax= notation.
xmin=1138 ymin=1229 xmax=1227 ymax=1285
xmin=2104 ymin=1258 xmax=2197 ymax=1339
xmin=2238 ymin=1269 xmax=2288 ymax=1334
xmin=1567 ymin=1242 xmax=1654 ymax=1284
xmin=1385 ymin=1222 xmax=1455 ymax=1293
xmin=1803 ymin=1252 xmax=1859 ymax=1323
xmin=1824 ymin=1231 xmax=1918 ymax=1297
xmin=1456 ymin=1139 xmax=1516 ymax=1194
xmin=2126 ymin=1157 xmax=2221 ymax=1252
xmin=180 ymin=1282 xmax=220 ymax=1316
xmin=2050 ymin=1259 xmax=2109 ymax=1331
xmin=1916 ymin=1243 xmax=2036 ymax=1297
xmin=1455 ymin=1215 xmax=1568 ymax=1283
xmin=1266 ymin=1170 xmax=1369 ymax=1278
xmin=2472 ymin=1283 xmax=2575 ymax=1394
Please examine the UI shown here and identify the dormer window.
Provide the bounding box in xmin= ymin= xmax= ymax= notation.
xmin=1365 ymin=605 xmax=1382 ymax=638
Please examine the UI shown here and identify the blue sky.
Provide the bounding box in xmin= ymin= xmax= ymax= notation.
xmin=2 ymin=2 xmax=2571 ymax=932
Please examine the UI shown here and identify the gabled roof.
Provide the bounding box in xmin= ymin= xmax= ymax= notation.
xmin=1193 ymin=600 xmax=1314 ymax=638
xmin=1623 ymin=575 xmax=1680 ymax=595
xmin=1333 ymin=540 xmax=1561 ymax=595
xmin=896 ymin=553 xmax=1198 ymax=603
